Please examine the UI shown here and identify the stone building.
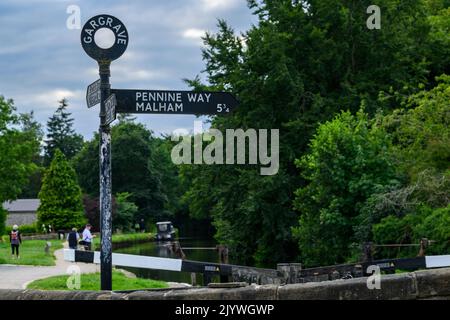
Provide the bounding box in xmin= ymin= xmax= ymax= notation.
xmin=2 ymin=199 xmax=40 ymax=226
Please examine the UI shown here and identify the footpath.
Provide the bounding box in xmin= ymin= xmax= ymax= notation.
xmin=0 ymin=246 xmax=99 ymax=289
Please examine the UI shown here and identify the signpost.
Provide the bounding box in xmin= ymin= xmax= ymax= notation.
xmin=104 ymin=94 xmax=117 ymax=126
xmin=81 ymin=14 xmax=238 ymax=290
xmin=112 ymin=89 xmax=239 ymax=115
xmin=86 ymin=79 xmax=101 ymax=108
xmin=81 ymin=14 xmax=129 ymax=291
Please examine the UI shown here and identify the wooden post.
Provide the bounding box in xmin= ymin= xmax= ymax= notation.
xmin=191 ymin=272 xmax=197 ymax=286
xmin=362 ymin=242 xmax=373 ymax=262
xmin=418 ymin=238 xmax=428 ymax=257
xmin=217 ymin=245 xmax=230 ymax=283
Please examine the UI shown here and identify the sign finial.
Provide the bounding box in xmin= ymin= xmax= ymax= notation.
xmin=81 ymin=14 xmax=128 ymax=62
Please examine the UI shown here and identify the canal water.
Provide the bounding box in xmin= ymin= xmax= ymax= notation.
xmin=114 ymin=220 xmax=228 ymax=284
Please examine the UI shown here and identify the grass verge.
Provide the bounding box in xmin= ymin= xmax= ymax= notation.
xmin=26 ymin=270 xmax=168 ymax=291
xmin=0 ymin=236 xmax=63 ymax=266
xmin=92 ymin=232 xmax=154 ymax=248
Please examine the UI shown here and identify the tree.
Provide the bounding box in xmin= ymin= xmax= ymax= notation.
xmin=18 ymin=111 xmax=44 ymax=199
xmin=0 ymin=96 xmax=40 ymax=203
xmin=366 ymin=77 xmax=450 ymax=257
xmin=37 ymin=149 xmax=86 ymax=230
xmin=44 ymin=99 xmax=83 ymax=165
xmin=292 ymin=110 xmax=396 ymax=266
xmin=82 ymin=195 xmax=118 ymax=232
xmin=73 ymin=121 xmax=166 ymax=223
xmin=0 ymin=208 xmax=6 ymax=235
xmin=373 ymin=205 xmax=450 ymax=257
xmin=150 ymin=136 xmax=188 ymax=217
xmin=114 ymin=193 xmax=138 ymax=233
xmin=180 ymin=0 xmax=448 ymax=266
xmin=382 ymin=75 xmax=450 ymax=180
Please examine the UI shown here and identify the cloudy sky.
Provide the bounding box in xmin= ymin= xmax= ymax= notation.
xmin=0 ymin=0 xmax=256 ymax=139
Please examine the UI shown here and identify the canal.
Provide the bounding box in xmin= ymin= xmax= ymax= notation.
xmin=113 ymin=220 xmax=229 ymax=284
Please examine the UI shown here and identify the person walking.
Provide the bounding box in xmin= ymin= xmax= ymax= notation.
xmin=10 ymin=225 xmax=22 ymax=259
xmin=67 ymin=228 xmax=80 ymax=250
xmin=81 ymin=224 xmax=95 ymax=251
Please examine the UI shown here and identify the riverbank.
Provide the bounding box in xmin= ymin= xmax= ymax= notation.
xmin=0 ymin=232 xmax=154 ymax=266
xmin=0 ymin=247 xmax=100 ymax=289
xmin=0 ymin=236 xmax=63 ymax=266
xmin=0 ymin=232 xmax=179 ymax=290
xmin=93 ymin=232 xmax=154 ymax=249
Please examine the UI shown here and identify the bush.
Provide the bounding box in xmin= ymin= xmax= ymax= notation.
xmin=4 ymin=223 xmax=39 ymax=235
xmin=0 ymin=208 xmax=6 ymax=235
xmin=293 ymin=109 xmax=396 ymax=266
xmin=373 ymin=205 xmax=450 ymax=257
xmin=415 ymin=205 xmax=450 ymax=255
xmin=114 ymin=193 xmax=138 ymax=233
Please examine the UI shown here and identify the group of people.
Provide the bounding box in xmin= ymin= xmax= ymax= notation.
xmin=8 ymin=223 xmax=96 ymax=259
xmin=67 ymin=224 xmax=96 ymax=250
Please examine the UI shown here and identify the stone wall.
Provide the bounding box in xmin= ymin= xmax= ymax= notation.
xmin=21 ymin=234 xmax=59 ymax=241
xmin=231 ymin=266 xmax=283 ymax=285
xmin=1 ymin=267 xmax=449 ymax=300
xmin=6 ymin=212 xmax=37 ymax=226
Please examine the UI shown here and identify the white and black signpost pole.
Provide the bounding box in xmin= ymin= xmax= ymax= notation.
xmin=81 ymin=14 xmax=238 ymax=289
xmin=98 ymin=60 xmax=112 ymax=290
xmin=81 ymin=14 xmax=128 ymax=290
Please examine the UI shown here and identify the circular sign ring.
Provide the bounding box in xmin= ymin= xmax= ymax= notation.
xmin=81 ymin=14 xmax=128 ymax=62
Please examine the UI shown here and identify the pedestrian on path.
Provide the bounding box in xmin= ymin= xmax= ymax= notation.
xmin=81 ymin=224 xmax=95 ymax=251
xmin=10 ymin=225 xmax=22 ymax=259
xmin=67 ymin=228 xmax=80 ymax=250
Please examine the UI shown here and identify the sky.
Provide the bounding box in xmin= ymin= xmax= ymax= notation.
xmin=0 ymin=0 xmax=257 ymax=139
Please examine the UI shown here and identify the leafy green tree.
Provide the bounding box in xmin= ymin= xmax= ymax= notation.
xmin=366 ymin=77 xmax=449 ymax=257
xmin=382 ymin=75 xmax=450 ymax=180
xmin=150 ymin=136 xmax=188 ymax=217
xmin=181 ymin=0 xmax=448 ymax=266
xmin=415 ymin=205 xmax=450 ymax=254
xmin=0 ymin=96 xmax=40 ymax=203
xmin=373 ymin=205 xmax=450 ymax=257
xmin=114 ymin=193 xmax=138 ymax=233
xmin=0 ymin=208 xmax=6 ymax=235
xmin=44 ymin=99 xmax=83 ymax=165
xmin=73 ymin=122 xmax=166 ymax=223
xmin=425 ymin=4 xmax=450 ymax=81
xmin=18 ymin=111 xmax=44 ymax=199
xmin=292 ymin=110 xmax=396 ymax=266
xmin=37 ymin=149 xmax=86 ymax=230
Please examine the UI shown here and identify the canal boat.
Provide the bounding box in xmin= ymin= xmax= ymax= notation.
xmin=155 ymin=221 xmax=176 ymax=241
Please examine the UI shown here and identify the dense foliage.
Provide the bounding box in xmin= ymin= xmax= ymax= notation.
xmin=294 ymin=76 xmax=449 ymax=265
xmin=180 ymin=0 xmax=450 ymax=266
xmin=292 ymin=110 xmax=397 ymax=266
xmin=73 ymin=121 xmax=170 ymax=224
xmin=366 ymin=76 xmax=450 ymax=260
xmin=0 ymin=208 xmax=6 ymax=236
xmin=2 ymin=0 xmax=448 ymax=267
xmin=37 ymin=149 xmax=86 ymax=230
xmin=114 ymin=192 xmax=139 ymax=233
xmin=0 ymin=96 xmax=41 ymax=234
xmin=44 ymin=99 xmax=83 ymax=165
